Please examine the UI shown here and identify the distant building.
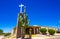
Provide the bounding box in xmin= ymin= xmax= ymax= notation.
xmin=57 ymin=29 xmax=60 ymax=33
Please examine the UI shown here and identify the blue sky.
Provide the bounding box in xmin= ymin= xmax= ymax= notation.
xmin=0 ymin=0 xmax=60 ymax=33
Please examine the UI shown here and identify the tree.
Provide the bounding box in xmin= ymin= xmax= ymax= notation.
xmin=48 ymin=29 xmax=55 ymax=35
xmin=40 ymin=28 xmax=47 ymax=35
xmin=0 ymin=29 xmax=3 ymax=35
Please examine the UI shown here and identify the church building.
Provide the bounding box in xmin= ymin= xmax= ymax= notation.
xmin=11 ymin=4 xmax=57 ymax=39
xmin=11 ymin=4 xmax=41 ymax=38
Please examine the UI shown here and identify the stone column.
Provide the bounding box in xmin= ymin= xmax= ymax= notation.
xmin=16 ymin=22 xmax=22 ymax=38
xmin=11 ymin=29 xmax=14 ymax=35
xmin=38 ymin=28 xmax=40 ymax=34
xmin=46 ymin=27 xmax=49 ymax=35
xmin=29 ymin=28 xmax=32 ymax=39
xmin=34 ymin=28 xmax=35 ymax=34
xmin=39 ymin=28 xmax=40 ymax=34
xmin=37 ymin=28 xmax=39 ymax=34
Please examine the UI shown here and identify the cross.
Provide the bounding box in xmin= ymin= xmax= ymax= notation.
xmin=19 ymin=3 xmax=24 ymax=13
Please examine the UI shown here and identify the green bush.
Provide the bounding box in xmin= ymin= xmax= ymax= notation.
xmin=0 ymin=29 xmax=3 ymax=35
xmin=48 ymin=29 xmax=55 ymax=35
xmin=40 ymin=28 xmax=47 ymax=35
xmin=4 ymin=33 xmax=11 ymax=36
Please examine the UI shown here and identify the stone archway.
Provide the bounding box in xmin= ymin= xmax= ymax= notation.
xmin=25 ymin=28 xmax=34 ymax=34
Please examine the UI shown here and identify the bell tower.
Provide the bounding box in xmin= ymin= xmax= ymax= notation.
xmin=16 ymin=3 xmax=24 ymax=38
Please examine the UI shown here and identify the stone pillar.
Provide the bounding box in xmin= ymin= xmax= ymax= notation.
xmin=11 ymin=29 xmax=14 ymax=35
xmin=35 ymin=28 xmax=37 ymax=34
xmin=36 ymin=28 xmax=38 ymax=34
xmin=39 ymin=28 xmax=41 ymax=34
xmin=46 ymin=27 xmax=49 ymax=35
xmin=33 ymin=28 xmax=35 ymax=34
xmin=38 ymin=28 xmax=40 ymax=34
xmin=37 ymin=28 xmax=39 ymax=34
xmin=29 ymin=28 xmax=32 ymax=39
xmin=16 ymin=22 xmax=22 ymax=38
xmin=35 ymin=28 xmax=39 ymax=34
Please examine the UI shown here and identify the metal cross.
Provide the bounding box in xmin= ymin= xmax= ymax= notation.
xmin=19 ymin=3 xmax=24 ymax=13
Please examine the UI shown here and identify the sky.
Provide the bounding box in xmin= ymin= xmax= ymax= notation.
xmin=0 ymin=0 xmax=60 ymax=33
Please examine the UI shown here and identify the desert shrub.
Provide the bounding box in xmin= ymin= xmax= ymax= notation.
xmin=4 ymin=33 xmax=11 ymax=36
xmin=40 ymin=28 xmax=47 ymax=35
xmin=48 ymin=29 xmax=55 ymax=35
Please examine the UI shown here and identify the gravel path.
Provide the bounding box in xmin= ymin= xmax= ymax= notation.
xmin=53 ymin=36 xmax=60 ymax=39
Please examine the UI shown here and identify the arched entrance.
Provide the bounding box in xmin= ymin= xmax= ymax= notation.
xmin=25 ymin=28 xmax=34 ymax=34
